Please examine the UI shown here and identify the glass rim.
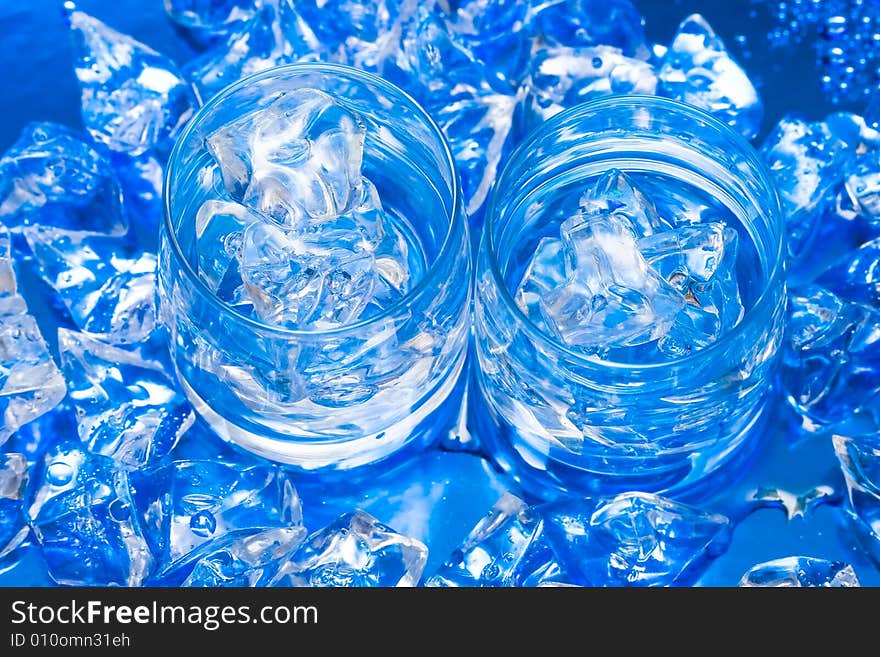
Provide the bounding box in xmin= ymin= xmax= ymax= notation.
xmin=483 ymin=94 xmax=786 ymax=373
xmin=163 ymin=61 xmax=463 ymax=339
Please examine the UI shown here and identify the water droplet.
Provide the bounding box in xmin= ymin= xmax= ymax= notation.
xmin=109 ymin=498 xmax=131 ymax=522
xmin=190 ymin=511 xmax=217 ymax=537
xmin=46 ymin=462 xmax=74 ymax=487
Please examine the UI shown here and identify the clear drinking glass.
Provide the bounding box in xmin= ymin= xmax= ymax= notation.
xmin=472 ymin=95 xmax=786 ymax=499
xmin=159 ymin=63 xmax=471 ymax=471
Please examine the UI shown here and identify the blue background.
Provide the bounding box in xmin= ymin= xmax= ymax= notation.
xmin=1 ymin=0 xmax=877 ymax=587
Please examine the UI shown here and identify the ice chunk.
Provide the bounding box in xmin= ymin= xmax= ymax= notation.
xmin=67 ymin=9 xmax=197 ymax=156
xmin=530 ymin=0 xmax=649 ymax=57
xmin=131 ymin=460 xmax=301 ymax=577
xmin=844 ymin=150 xmax=880 ymax=226
xmin=426 ymin=493 xmax=548 ymax=587
xmin=238 ymin=211 xmax=408 ymax=330
xmin=296 ymin=0 xmax=418 ymax=76
xmin=184 ymin=0 xmax=323 ymax=101
xmin=748 ymin=485 xmax=837 ymax=520
xmin=739 ymin=556 xmax=860 ymax=587
xmin=433 ymin=89 xmax=517 ymax=218
xmin=658 ymin=14 xmax=763 ymax=139
xmin=580 ymin=169 xmax=666 ymax=238
xmin=0 ymin=227 xmax=66 ymax=445
xmin=523 ymin=45 xmax=657 ymax=127
xmin=207 ymin=88 xmax=366 ymax=227
xmin=0 ymin=453 xmax=29 ymax=561
xmin=514 ymin=237 xmax=567 ymax=332
xmin=443 ymin=0 xmax=531 ymax=88
xmin=58 ymin=329 xmax=194 ymax=469
xmin=543 ymin=492 xmax=730 ymax=586
xmin=25 ymin=227 xmax=157 ymax=346
xmin=760 ymin=116 xmax=847 ymax=259
xmin=182 ymin=526 xmax=307 ymax=587
xmin=266 ymin=510 xmax=427 ymax=587
xmin=538 ymin=212 xmax=685 ymax=350
xmin=782 ymin=286 xmax=880 ymax=429
xmin=164 ymin=0 xmax=257 ymax=34
xmin=194 ymin=199 xmax=260 ymax=293
xmin=26 ymin=444 xmax=152 ymax=586
xmin=833 ymin=433 xmax=880 ymax=559
xmin=0 ymin=122 xmax=126 ymax=236
xmin=818 ymin=237 xmax=880 ymax=308
xmin=638 ymin=222 xmax=744 ymax=357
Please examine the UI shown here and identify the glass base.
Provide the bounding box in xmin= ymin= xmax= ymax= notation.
xmin=177 ymin=351 xmax=467 ymax=471
xmin=471 ymin=385 xmax=769 ymax=503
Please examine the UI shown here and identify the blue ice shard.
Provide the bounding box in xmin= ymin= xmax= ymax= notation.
xmin=295 ymin=0 xmax=417 ymax=77
xmin=530 ymin=0 xmax=649 ymax=57
xmin=267 ymin=510 xmax=427 ymax=587
xmin=67 ymin=8 xmax=198 ymax=156
xmin=399 ymin=8 xmax=517 ymax=221
xmin=443 ymin=0 xmax=531 ymax=88
xmin=184 ymin=0 xmax=323 ymax=101
xmin=164 ymin=0 xmax=257 ymax=35
xmin=434 ymin=89 xmax=516 ymax=219
xmin=522 ymin=45 xmax=657 ymax=127
xmin=543 ymin=492 xmax=731 ymax=586
xmin=0 ymin=453 xmax=29 ymax=562
xmin=131 ymin=460 xmax=301 ymax=577
xmin=760 ymin=116 xmax=847 ymax=259
xmin=0 ymin=122 xmax=126 ymax=236
xmin=426 ymin=493 xmax=548 ymax=587
xmin=58 ymin=329 xmax=194 ymax=469
xmin=0 ymin=227 xmax=66 ymax=445
xmin=658 ymin=14 xmax=762 ymax=139
xmin=844 ymin=149 xmax=880 ymax=227
xmin=781 ymin=286 xmax=880 ymax=429
xmin=183 ymin=526 xmax=307 ymax=587
xmin=26 ymin=443 xmax=152 ymax=586
xmin=25 ymin=227 xmax=157 ymax=346
xmin=818 ymin=237 xmax=880 ymax=308
xmin=739 ymin=556 xmax=860 ymax=587
xmin=833 ymin=433 xmax=880 ymax=559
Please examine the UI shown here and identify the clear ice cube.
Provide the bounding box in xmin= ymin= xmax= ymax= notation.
xmin=0 ymin=226 xmax=66 ymax=445
xmin=782 ymin=286 xmax=880 ymax=428
xmin=579 ymin=169 xmax=667 ymax=238
xmin=194 ymin=199 xmax=260 ymax=293
xmin=833 ymin=433 xmax=880 ymax=558
xmin=26 ymin=443 xmax=152 ymax=586
xmin=760 ymin=116 xmax=847 ymax=259
xmin=638 ymin=222 xmax=744 ymax=357
xmin=543 ymin=491 xmax=731 ymax=586
xmin=844 ymin=149 xmax=880 ymax=226
xmin=67 ymin=9 xmax=197 ymax=156
xmin=182 ymin=526 xmax=307 ymax=587
xmin=164 ymin=0 xmax=257 ymax=33
xmin=523 ymin=45 xmax=657 ymax=127
xmin=265 ymin=510 xmax=428 ymax=587
xmin=426 ymin=493 xmax=548 ymax=587
xmin=131 ymin=460 xmax=301 ymax=577
xmin=58 ymin=329 xmax=194 ymax=470
xmin=207 ymin=88 xmax=366 ymax=227
xmin=541 ymin=212 xmax=685 ymax=349
xmin=530 ymin=0 xmax=649 ymax=57
xmin=739 ymin=556 xmax=860 ymax=587
xmin=0 ymin=453 xmax=29 ymax=561
xmin=25 ymin=227 xmax=157 ymax=346
xmin=0 ymin=122 xmax=126 ymax=236
xmin=184 ymin=0 xmax=323 ymax=101
xmin=658 ymin=14 xmax=763 ymax=139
